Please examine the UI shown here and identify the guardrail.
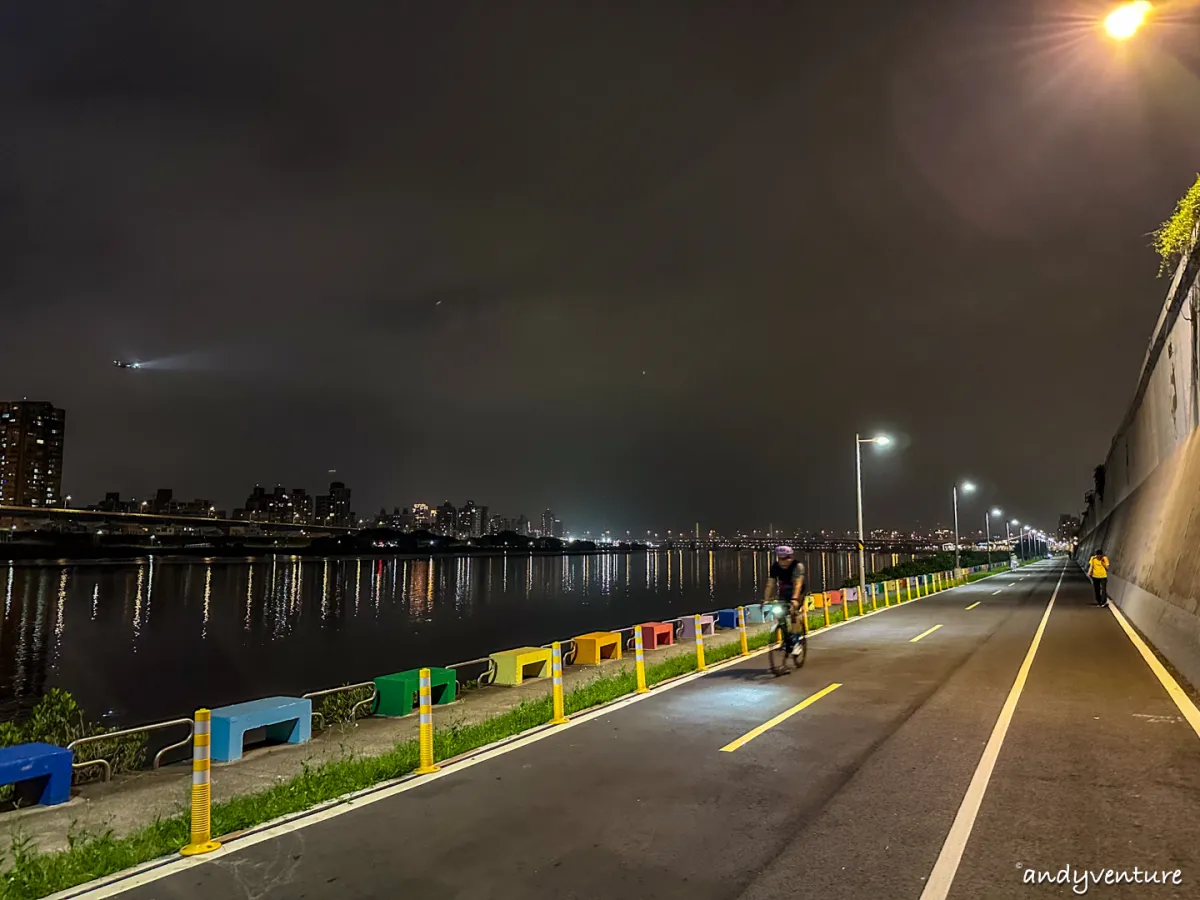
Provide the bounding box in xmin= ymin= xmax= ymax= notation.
xmin=66 ymin=717 xmax=195 ymax=783
xmin=54 ymin=566 xmax=985 ymax=787
xmin=303 ymin=682 xmax=378 ymax=731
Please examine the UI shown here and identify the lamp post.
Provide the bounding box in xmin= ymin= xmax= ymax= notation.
xmin=953 ymin=482 xmax=976 ymax=578
xmin=855 ymin=434 xmax=891 ymax=603
xmin=986 ymin=508 xmax=1002 ymax=569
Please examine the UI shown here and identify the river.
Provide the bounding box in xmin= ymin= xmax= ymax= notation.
xmin=0 ymin=549 xmax=910 ymax=725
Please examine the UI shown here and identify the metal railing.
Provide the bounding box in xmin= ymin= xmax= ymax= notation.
xmin=448 ymin=656 xmax=492 ymax=686
xmin=303 ymin=682 xmax=378 ymax=732
xmin=66 ymin=717 xmax=195 ymax=783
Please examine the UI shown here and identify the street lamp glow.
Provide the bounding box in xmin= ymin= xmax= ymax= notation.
xmin=1105 ymin=2 xmax=1151 ymax=41
xmin=961 ymin=482 xmax=976 ymax=493
xmin=873 ymin=435 xmax=891 ymax=446
xmin=991 ymin=508 xmax=1002 ymax=516
xmin=1011 ymin=519 xmax=1019 ymax=525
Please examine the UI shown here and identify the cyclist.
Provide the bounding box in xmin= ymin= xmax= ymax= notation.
xmin=1086 ymin=547 xmax=1110 ymax=607
xmin=765 ymin=545 xmax=806 ymax=656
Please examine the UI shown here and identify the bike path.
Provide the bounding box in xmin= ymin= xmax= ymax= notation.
xmin=79 ymin=565 xmax=1085 ymax=899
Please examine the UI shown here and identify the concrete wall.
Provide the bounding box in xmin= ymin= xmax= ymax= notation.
xmin=1077 ymin=218 xmax=1200 ymax=689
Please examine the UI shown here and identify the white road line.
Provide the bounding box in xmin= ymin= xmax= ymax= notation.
xmin=1109 ymin=603 xmax=1200 ymax=741
xmin=991 ymin=590 xmax=1001 ymax=595
xmin=918 ymin=564 xmax=1065 ymax=900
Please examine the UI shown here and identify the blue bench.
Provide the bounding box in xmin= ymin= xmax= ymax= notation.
xmin=742 ymin=603 xmax=766 ymax=624
xmin=715 ymin=608 xmax=739 ymax=629
xmin=0 ymin=742 xmax=73 ymax=806
xmin=210 ymin=696 xmax=312 ymax=763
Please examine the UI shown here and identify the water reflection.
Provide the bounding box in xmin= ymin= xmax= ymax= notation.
xmin=0 ymin=550 xmax=912 ymax=725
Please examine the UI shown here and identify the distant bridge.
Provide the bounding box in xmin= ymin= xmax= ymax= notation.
xmin=0 ymin=505 xmax=353 ymax=537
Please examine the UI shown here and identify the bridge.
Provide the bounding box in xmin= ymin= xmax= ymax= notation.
xmin=0 ymin=504 xmax=353 ymax=537
xmin=57 ymin=559 xmax=1200 ymax=900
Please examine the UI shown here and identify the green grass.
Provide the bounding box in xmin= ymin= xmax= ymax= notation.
xmin=0 ymin=629 xmax=775 ymax=899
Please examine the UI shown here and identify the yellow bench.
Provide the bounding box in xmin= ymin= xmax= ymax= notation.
xmin=573 ymin=631 xmax=623 ymax=665
xmin=489 ymin=647 xmax=552 ymax=686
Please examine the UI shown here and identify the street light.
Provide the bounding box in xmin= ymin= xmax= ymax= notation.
xmin=855 ymin=434 xmax=891 ymax=604
xmin=986 ymin=508 xmax=1002 ymax=569
xmin=1105 ymin=2 xmax=1152 ymax=41
xmin=953 ymin=481 xmax=976 ymax=578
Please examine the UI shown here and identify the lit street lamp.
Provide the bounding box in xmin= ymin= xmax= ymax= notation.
xmin=953 ymin=481 xmax=976 ymax=578
xmin=986 ymin=508 xmax=1002 ymax=568
xmin=1105 ymin=2 xmax=1152 ymax=41
xmin=855 ymin=434 xmax=891 ymax=602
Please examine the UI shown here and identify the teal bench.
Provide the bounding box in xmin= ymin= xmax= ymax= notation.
xmin=211 ymin=696 xmax=311 ymax=762
xmin=374 ymin=668 xmax=457 ymax=717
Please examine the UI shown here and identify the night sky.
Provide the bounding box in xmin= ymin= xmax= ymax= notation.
xmin=3 ymin=1 xmax=1199 ymax=536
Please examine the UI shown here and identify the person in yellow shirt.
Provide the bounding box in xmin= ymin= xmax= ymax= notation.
xmin=1086 ymin=549 xmax=1110 ymax=607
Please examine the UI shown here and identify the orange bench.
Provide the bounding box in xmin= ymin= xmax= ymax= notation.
xmin=573 ymin=631 xmax=623 ymax=665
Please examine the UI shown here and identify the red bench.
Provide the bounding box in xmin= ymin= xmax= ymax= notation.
xmin=640 ymin=622 xmax=674 ymax=650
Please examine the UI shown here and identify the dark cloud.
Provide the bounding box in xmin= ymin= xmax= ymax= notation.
xmin=2 ymin=1 xmax=1199 ymax=534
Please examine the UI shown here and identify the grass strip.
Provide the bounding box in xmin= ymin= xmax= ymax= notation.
xmin=0 ymin=629 xmax=774 ymax=899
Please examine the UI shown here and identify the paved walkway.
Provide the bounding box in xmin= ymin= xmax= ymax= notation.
xmin=58 ymin=561 xmax=1200 ymax=899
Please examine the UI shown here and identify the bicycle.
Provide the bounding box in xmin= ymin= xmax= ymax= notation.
xmin=765 ymin=602 xmax=807 ymax=675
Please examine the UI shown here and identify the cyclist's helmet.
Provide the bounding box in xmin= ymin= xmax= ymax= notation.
xmin=775 ymin=545 xmax=794 ymax=559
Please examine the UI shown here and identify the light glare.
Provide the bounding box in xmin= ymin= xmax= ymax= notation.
xmin=1105 ymin=2 xmax=1152 ymax=41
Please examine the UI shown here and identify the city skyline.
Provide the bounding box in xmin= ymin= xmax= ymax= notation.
xmin=1 ymin=396 xmax=1064 ymax=539
xmin=5 ymin=5 xmax=1193 ymax=539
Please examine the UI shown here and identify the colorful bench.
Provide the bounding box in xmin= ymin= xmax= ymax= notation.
xmin=489 ymin=647 xmax=552 ymax=685
xmin=810 ymin=592 xmax=827 ymax=608
xmin=742 ymin=603 xmax=766 ymax=624
xmin=374 ymin=667 xmax=457 ymax=717
xmin=680 ymin=614 xmax=715 ymax=640
xmin=210 ymin=696 xmax=312 ymax=762
xmin=573 ymin=632 xmax=623 ymax=665
xmin=640 ymin=622 xmax=674 ymax=649
xmin=0 ymin=743 xmax=73 ymax=806
xmin=715 ymin=608 xmax=739 ymax=629
xmin=826 ymin=589 xmax=844 ymax=608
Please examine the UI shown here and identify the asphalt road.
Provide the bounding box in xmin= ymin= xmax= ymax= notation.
xmin=81 ymin=560 xmax=1200 ymax=900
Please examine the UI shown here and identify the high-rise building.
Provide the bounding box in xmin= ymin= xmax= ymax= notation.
xmin=0 ymin=401 xmax=66 ymax=508
xmin=1057 ymin=514 xmax=1081 ymax=542
xmin=412 ymin=503 xmax=432 ymax=530
xmin=541 ymin=509 xmax=555 ymax=538
xmin=459 ymin=501 xmax=481 ymax=537
xmin=516 ymin=514 xmax=529 ymax=536
xmin=315 ymin=481 xmax=353 ymax=527
xmin=436 ymin=501 xmax=457 ymax=536
xmin=553 ymin=518 xmax=563 ymax=539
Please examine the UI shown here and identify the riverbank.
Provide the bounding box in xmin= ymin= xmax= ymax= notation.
xmin=0 ymin=565 xmax=1008 ymax=898
xmin=0 ymin=621 xmax=774 ymax=897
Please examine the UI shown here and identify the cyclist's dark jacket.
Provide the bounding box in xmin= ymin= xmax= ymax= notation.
xmin=770 ymin=560 xmax=805 ymax=597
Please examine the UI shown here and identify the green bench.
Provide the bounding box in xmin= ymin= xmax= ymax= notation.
xmin=373 ymin=668 xmax=457 ymax=717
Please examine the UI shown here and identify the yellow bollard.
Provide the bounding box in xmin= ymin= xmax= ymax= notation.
xmin=907 ymin=578 xmax=913 ymax=602
xmin=180 ymin=709 xmax=221 ymax=856
xmin=801 ymin=597 xmax=810 ymax=635
xmin=737 ymin=606 xmax=749 ymax=656
xmin=693 ymin=615 xmax=708 ymax=671
xmin=550 ymin=642 xmax=569 ymax=724
xmin=415 ymin=667 xmax=441 ymax=773
xmin=821 ymin=593 xmax=830 ymax=628
xmin=634 ymin=626 xmax=650 ymax=693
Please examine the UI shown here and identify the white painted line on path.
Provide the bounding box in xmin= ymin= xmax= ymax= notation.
xmin=918 ymin=564 xmax=1065 ymax=900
